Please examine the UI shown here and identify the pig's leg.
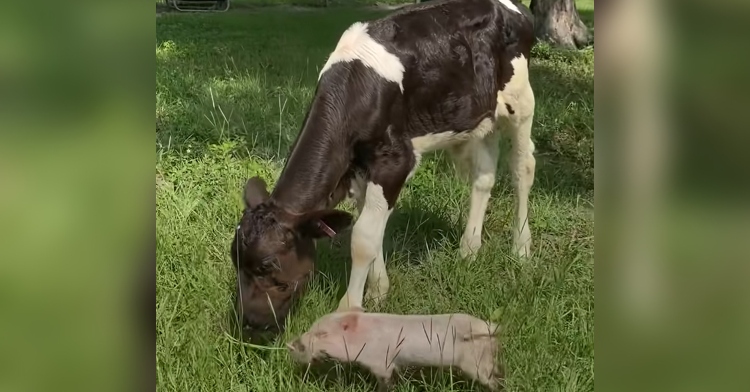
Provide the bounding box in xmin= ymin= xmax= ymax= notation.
xmin=375 ymin=376 xmax=393 ymax=392
xmin=372 ymin=366 xmax=396 ymax=392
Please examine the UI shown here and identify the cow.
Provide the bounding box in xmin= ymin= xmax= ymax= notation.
xmin=231 ymin=0 xmax=536 ymax=339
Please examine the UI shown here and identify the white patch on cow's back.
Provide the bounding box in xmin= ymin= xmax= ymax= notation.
xmin=410 ymin=118 xmax=496 ymax=155
xmin=319 ymin=22 xmax=405 ymax=92
xmin=497 ymin=0 xmax=521 ymax=14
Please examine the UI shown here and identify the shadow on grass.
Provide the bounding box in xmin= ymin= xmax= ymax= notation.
xmin=311 ymin=205 xmax=458 ymax=299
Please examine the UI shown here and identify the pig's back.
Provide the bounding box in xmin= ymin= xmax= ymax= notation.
xmin=357 ymin=313 xmax=496 ymax=367
xmin=361 ymin=313 xmax=496 ymax=336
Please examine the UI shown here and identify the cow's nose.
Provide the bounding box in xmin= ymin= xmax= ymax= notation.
xmin=246 ymin=320 xmax=280 ymax=332
xmin=242 ymin=325 xmax=271 ymax=342
xmin=241 ymin=320 xmax=282 ymax=342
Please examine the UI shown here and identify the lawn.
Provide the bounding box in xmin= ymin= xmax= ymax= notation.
xmin=156 ymin=2 xmax=594 ymax=391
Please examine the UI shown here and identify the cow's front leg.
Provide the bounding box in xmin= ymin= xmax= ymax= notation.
xmin=338 ymin=141 xmax=413 ymax=311
xmin=338 ymin=182 xmax=392 ymax=311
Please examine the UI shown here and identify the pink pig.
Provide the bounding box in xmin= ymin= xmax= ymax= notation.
xmin=287 ymin=309 xmax=503 ymax=391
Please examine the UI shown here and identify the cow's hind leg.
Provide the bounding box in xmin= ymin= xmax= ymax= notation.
xmin=498 ymin=56 xmax=536 ymax=258
xmin=508 ymin=100 xmax=535 ymax=258
xmin=454 ymin=128 xmax=502 ymax=259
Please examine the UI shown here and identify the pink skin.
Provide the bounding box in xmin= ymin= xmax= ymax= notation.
xmin=287 ymin=309 xmax=504 ymax=391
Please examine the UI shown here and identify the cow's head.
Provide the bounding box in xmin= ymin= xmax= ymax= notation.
xmin=231 ymin=177 xmax=352 ymax=340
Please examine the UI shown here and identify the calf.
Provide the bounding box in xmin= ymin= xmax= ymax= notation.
xmin=232 ymin=0 xmax=536 ymax=337
xmin=287 ymin=310 xmax=503 ymax=391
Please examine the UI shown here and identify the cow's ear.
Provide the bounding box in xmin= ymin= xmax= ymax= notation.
xmin=295 ymin=209 xmax=353 ymax=239
xmin=244 ymin=177 xmax=270 ymax=208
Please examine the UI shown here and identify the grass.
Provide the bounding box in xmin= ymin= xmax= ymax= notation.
xmin=156 ymin=2 xmax=594 ymax=391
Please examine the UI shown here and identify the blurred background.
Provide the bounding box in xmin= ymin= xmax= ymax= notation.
xmin=597 ymin=0 xmax=750 ymax=391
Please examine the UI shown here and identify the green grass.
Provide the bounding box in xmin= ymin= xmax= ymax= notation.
xmin=157 ymin=3 xmax=594 ymax=392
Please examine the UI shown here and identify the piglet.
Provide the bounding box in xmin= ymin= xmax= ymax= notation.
xmin=287 ymin=309 xmax=503 ymax=391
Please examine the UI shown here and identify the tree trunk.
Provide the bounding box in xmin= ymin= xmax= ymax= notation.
xmin=530 ymin=0 xmax=591 ymax=49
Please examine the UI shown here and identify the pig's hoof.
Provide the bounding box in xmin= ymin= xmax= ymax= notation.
xmin=376 ymin=375 xmax=393 ymax=392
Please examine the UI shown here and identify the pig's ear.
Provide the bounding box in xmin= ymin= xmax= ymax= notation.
xmin=338 ymin=313 xmax=359 ymax=333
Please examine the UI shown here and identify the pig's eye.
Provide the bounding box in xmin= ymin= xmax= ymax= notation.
xmin=313 ymin=331 xmax=328 ymax=338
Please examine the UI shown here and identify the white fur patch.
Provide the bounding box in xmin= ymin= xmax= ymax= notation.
xmin=319 ymin=22 xmax=405 ymax=92
xmin=495 ymin=55 xmax=532 ymax=120
xmin=497 ymin=0 xmax=521 ymax=14
xmin=410 ymin=118 xmax=495 ymax=155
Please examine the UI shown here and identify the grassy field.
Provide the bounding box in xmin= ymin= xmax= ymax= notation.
xmin=156 ymin=2 xmax=594 ymax=391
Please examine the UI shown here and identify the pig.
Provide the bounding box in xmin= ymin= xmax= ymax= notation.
xmin=287 ymin=309 xmax=503 ymax=391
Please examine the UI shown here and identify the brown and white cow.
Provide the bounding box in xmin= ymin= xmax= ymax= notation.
xmin=231 ymin=0 xmax=536 ymax=338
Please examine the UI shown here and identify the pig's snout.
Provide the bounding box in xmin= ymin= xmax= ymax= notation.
xmin=286 ymin=338 xmax=305 ymax=353
xmin=287 ymin=338 xmax=311 ymax=364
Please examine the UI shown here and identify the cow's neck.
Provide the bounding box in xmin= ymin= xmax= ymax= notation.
xmin=270 ymin=95 xmax=351 ymax=215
